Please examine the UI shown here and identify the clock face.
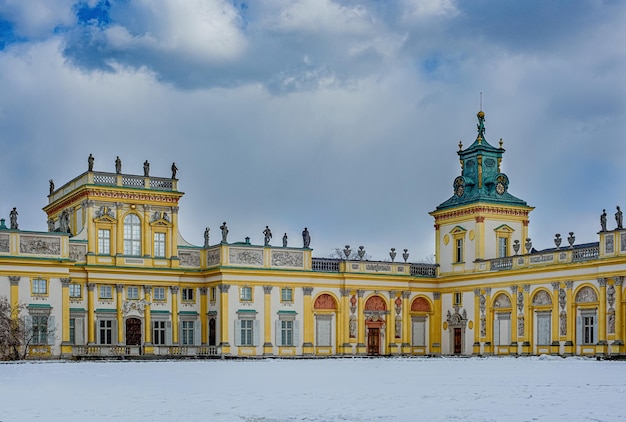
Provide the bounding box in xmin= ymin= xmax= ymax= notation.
xmin=453 ymin=177 xmax=465 ymax=197
xmin=496 ymin=182 xmax=505 ymax=195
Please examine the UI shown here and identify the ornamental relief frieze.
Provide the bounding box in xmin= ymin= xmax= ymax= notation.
xmin=69 ymin=244 xmax=87 ymax=261
xmin=179 ymin=250 xmax=201 ymax=267
xmin=89 ymin=189 xmax=180 ymax=204
xmin=0 ymin=234 xmax=9 ymax=253
xmin=270 ymin=251 xmax=304 ymax=268
xmin=19 ymin=236 xmax=61 ymax=255
xmin=206 ymin=249 xmax=220 ymax=267
xmin=229 ymin=248 xmax=263 ymax=266
xmin=434 ymin=206 xmax=530 ymax=222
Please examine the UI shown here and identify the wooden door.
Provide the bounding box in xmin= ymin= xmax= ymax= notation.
xmin=126 ymin=318 xmax=142 ymax=346
xmin=367 ymin=328 xmax=380 ymax=355
xmin=454 ymin=328 xmax=462 ymax=354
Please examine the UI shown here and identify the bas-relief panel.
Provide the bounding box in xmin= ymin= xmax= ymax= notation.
xmin=229 ymin=248 xmax=263 ymax=266
xmin=19 ymin=235 xmax=61 ymax=255
xmin=69 ymin=244 xmax=87 ymax=261
xmin=493 ymin=293 xmax=511 ymax=308
xmin=532 ymin=290 xmax=552 ymax=306
xmin=271 ymin=251 xmax=303 ymax=268
xmin=575 ymin=286 xmax=597 ymax=303
xmin=179 ymin=250 xmax=200 ymax=267
xmin=0 ymin=234 xmax=9 ymax=253
xmin=206 ymin=249 xmax=220 ymax=267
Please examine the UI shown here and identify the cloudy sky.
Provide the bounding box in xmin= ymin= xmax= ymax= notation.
xmin=0 ymin=0 xmax=624 ymax=262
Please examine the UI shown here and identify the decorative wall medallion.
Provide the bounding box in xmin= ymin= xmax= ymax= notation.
xmin=229 ymin=248 xmax=263 ymax=266
xmin=206 ymin=249 xmax=220 ymax=267
xmin=443 ymin=234 xmax=450 ymax=245
xmin=469 ymin=230 xmax=475 ymax=241
xmin=179 ymin=250 xmax=201 ymax=267
xmin=19 ymin=235 xmax=61 ymax=255
xmin=271 ymin=251 xmax=304 ymax=268
xmin=69 ymin=244 xmax=87 ymax=261
xmin=0 ymin=234 xmax=9 ymax=252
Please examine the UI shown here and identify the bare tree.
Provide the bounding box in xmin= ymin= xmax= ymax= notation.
xmin=0 ymin=296 xmax=54 ymax=360
xmin=329 ymin=246 xmax=372 ymax=261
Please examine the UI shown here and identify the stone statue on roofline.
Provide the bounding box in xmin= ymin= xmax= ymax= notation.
xmin=115 ymin=156 xmax=122 ymax=174
xmin=9 ymin=207 xmax=18 ymax=229
xmin=220 ymin=222 xmax=228 ymax=243
xmin=616 ymin=206 xmax=623 ymax=230
xmin=302 ymin=227 xmax=311 ymax=248
xmin=88 ymin=153 xmax=94 ymax=171
xmin=600 ymin=209 xmax=607 ymax=232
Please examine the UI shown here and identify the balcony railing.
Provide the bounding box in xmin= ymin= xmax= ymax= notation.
xmin=410 ymin=263 xmax=438 ymax=277
xmin=72 ymin=345 xmax=218 ymax=358
xmin=572 ymin=246 xmax=599 ymax=262
xmin=490 ymin=257 xmax=513 ymax=271
xmin=312 ymin=258 xmax=340 ymax=272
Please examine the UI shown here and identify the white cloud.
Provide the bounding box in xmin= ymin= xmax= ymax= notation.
xmin=0 ymin=0 xmax=75 ymax=38
xmin=400 ymin=0 xmax=459 ymax=21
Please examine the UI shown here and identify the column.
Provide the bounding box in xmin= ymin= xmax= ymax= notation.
xmin=475 ymin=216 xmax=485 ymax=260
xmin=87 ymin=283 xmax=96 ymax=344
xmin=143 ymin=285 xmax=153 ymax=354
xmin=510 ymin=286 xmax=518 ymax=354
xmin=522 ymin=284 xmax=531 ymax=355
xmin=550 ymin=282 xmax=560 ymax=355
xmin=302 ymin=287 xmax=314 ymax=355
xmin=115 ymin=202 xmax=124 ymax=256
xmin=199 ymin=287 xmax=207 ymax=345
xmin=356 ymin=290 xmax=366 ymax=355
xmin=432 ymin=292 xmax=442 ymax=355
xmin=116 ymin=284 xmax=124 ymax=345
xmin=387 ymin=291 xmax=396 ymax=354
xmin=484 ymin=287 xmax=492 ymax=355
xmin=340 ymin=289 xmax=350 ymax=354
xmin=564 ymin=281 xmax=574 ymax=356
xmin=263 ymin=286 xmax=273 ymax=356
xmin=8 ymin=276 xmax=20 ymax=318
xmin=142 ymin=205 xmax=152 ymax=258
xmin=401 ymin=291 xmax=411 ymax=354
xmin=218 ymin=284 xmax=230 ymax=355
xmin=86 ymin=201 xmax=96 ymax=255
xmin=614 ymin=277 xmax=623 ymax=353
xmin=60 ymin=278 xmax=71 ymax=356
xmin=473 ymin=288 xmax=481 ymax=355
xmin=598 ymin=278 xmax=607 ymax=355
xmin=170 ymin=286 xmax=179 ymax=345
xmin=171 ymin=206 xmax=179 ymax=259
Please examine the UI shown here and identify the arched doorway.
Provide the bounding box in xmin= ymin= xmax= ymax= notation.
xmin=410 ymin=297 xmax=432 ymax=353
xmin=125 ymin=318 xmax=142 ymax=346
xmin=364 ymin=295 xmax=387 ymax=356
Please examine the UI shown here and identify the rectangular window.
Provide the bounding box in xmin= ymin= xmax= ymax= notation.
xmin=153 ymin=287 xmax=166 ymax=301
xmin=412 ymin=318 xmax=426 ymax=347
xmin=537 ymin=313 xmax=551 ymax=345
xmin=99 ymin=285 xmax=113 ymax=300
xmin=315 ymin=317 xmax=331 ymax=347
xmin=453 ymin=292 xmax=462 ymax=306
xmin=583 ymin=315 xmax=595 ymax=344
xmin=281 ymin=320 xmax=294 ymax=346
xmin=210 ymin=287 xmax=216 ymax=302
xmin=455 ymin=238 xmax=463 ymax=263
xmin=99 ymin=320 xmax=113 ymax=345
xmin=153 ymin=321 xmax=166 ymax=345
xmin=240 ymin=286 xmax=252 ymax=302
xmin=32 ymin=278 xmax=47 ymax=295
xmin=281 ymin=288 xmax=293 ymax=302
xmin=240 ymin=319 xmax=253 ymax=346
xmin=127 ymin=286 xmax=139 ymax=300
xmin=181 ymin=320 xmax=194 ymax=345
xmin=69 ymin=318 xmax=75 ymax=344
xmin=498 ymin=237 xmax=508 ymax=258
xmin=69 ymin=283 xmax=82 ymax=298
xmin=154 ymin=232 xmax=166 ymax=258
xmin=182 ymin=288 xmax=194 ymax=302
xmin=31 ymin=315 xmax=49 ymax=345
xmin=98 ymin=229 xmax=111 ymax=255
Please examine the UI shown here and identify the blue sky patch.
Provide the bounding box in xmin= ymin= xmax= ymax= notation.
xmin=75 ymin=0 xmax=112 ymax=27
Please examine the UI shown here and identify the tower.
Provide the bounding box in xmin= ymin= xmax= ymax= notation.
xmin=430 ymin=111 xmax=534 ymax=274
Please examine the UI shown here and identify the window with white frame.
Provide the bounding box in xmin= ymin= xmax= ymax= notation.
xmin=153 ymin=287 xmax=166 ymax=301
xmin=98 ymin=229 xmax=110 ymax=255
xmin=240 ymin=286 xmax=252 ymax=301
xmin=498 ymin=237 xmax=508 ymax=258
xmin=68 ymin=315 xmax=85 ymax=345
xmin=315 ymin=315 xmax=331 ymax=347
xmin=69 ymin=318 xmax=75 ymax=344
xmin=281 ymin=320 xmax=294 ymax=346
xmin=281 ymin=288 xmax=293 ymax=302
xmin=99 ymin=285 xmax=113 ymax=300
xmin=453 ymin=292 xmax=462 ymax=306
xmin=32 ymin=278 xmax=47 ymax=295
xmin=455 ymin=238 xmax=463 ymax=263
xmin=31 ymin=315 xmax=49 ymax=344
xmin=182 ymin=288 xmax=194 ymax=302
xmin=127 ymin=286 xmax=139 ymax=300
xmin=536 ymin=312 xmax=551 ymax=345
xmin=153 ymin=320 xmax=167 ymax=345
xmin=69 ymin=283 xmax=81 ymax=298
xmin=154 ymin=232 xmax=166 ymax=258
xmin=99 ymin=319 xmax=114 ymax=344
xmin=181 ymin=320 xmax=195 ymax=345
xmin=123 ymin=214 xmax=141 ymax=256
xmin=583 ymin=315 xmax=595 ymax=344
xmin=240 ymin=319 xmax=253 ymax=346
xmin=235 ymin=314 xmax=259 ymax=347
xmin=210 ymin=287 xmax=216 ymax=302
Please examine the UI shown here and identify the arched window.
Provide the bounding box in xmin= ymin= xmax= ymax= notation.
xmin=124 ymin=214 xmax=141 ymax=256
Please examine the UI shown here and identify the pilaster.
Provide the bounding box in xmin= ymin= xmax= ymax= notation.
xmin=263 ymin=285 xmax=273 ymax=356
xmin=199 ymin=287 xmax=207 ymax=346
xmin=401 ymin=291 xmax=411 ymax=354
xmin=387 ymin=290 xmax=396 ymax=354
xmin=339 ymin=288 xmax=350 ymax=354
xmin=597 ymin=278 xmax=607 ymax=356
xmin=473 ymin=288 xmax=481 ymax=355
xmin=8 ymin=276 xmax=20 ymax=318
xmin=509 ymin=285 xmax=518 ymax=354
xmin=564 ymin=281 xmax=574 ymax=356
xmin=116 ymin=284 xmax=124 ymax=345
xmin=551 ymin=282 xmax=560 ymax=355
xmin=302 ymin=286 xmax=314 ymax=355
xmin=432 ymin=292 xmax=442 ymax=355
xmin=218 ymin=284 xmax=231 ymax=355
xmin=170 ymin=286 xmax=179 ymax=344
xmin=484 ymin=287 xmax=492 ymax=355
xmin=521 ymin=284 xmax=531 ymax=355
xmin=613 ymin=277 xmax=623 ymax=354
xmin=60 ymin=278 xmax=72 ymax=357
xmin=356 ymin=290 xmax=366 ymax=355
xmin=143 ymin=285 xmax=153 ymax=354
xmin=87 ymin=283 xmax=95 ymax=344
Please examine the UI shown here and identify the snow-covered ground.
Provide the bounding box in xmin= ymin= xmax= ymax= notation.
xmin=1 ymin=356 xmax=624 ymax=422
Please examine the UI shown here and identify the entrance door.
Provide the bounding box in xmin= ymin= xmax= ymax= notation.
xmin=209 ymin=318 xmax=216 ymax=346
xmin=126 ymin=318 xmax=142 ymax=346
xmin=367 ymin=328 xmax=380 ymax=355
xmin=454 ymin=328 xmax=462 ymax=354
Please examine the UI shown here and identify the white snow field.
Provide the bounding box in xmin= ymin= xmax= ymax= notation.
xmin=1 ymin=356 xmax=624 ymax=422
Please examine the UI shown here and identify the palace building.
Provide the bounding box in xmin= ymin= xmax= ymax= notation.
xmin=0 ymin=111 xmax=623 ymax=359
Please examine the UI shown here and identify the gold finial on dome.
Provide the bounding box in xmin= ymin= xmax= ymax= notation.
xmin=477 ymin=110 xmax=485 ymax=119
